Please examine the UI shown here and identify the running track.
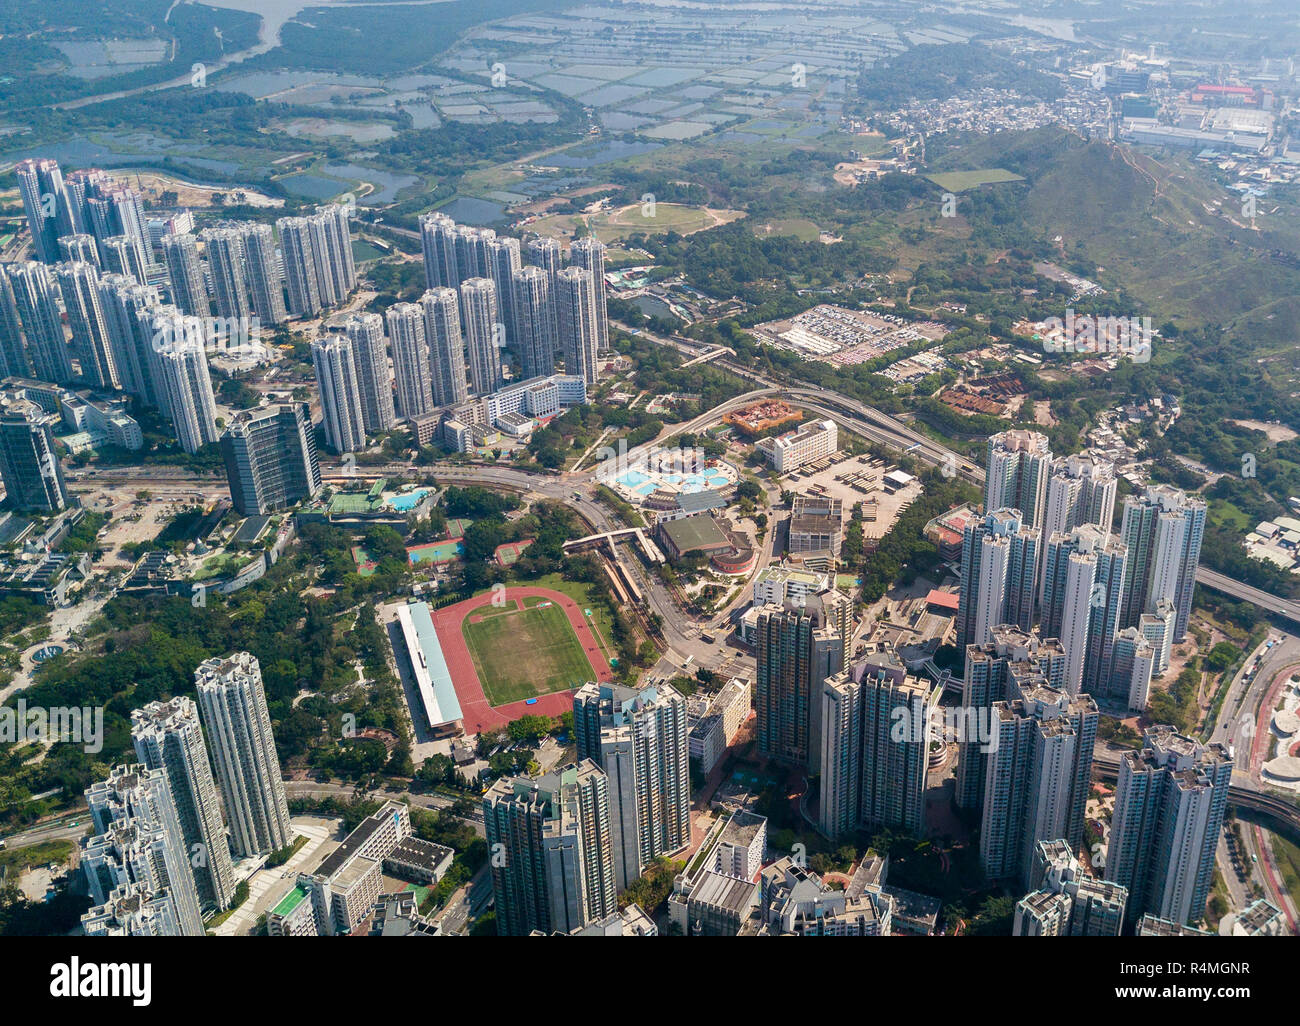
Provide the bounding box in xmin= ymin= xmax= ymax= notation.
xmin=431 ymin=587 xmax=613 ymax=733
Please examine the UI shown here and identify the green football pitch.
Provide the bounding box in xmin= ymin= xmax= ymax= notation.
xmin=461 ymin=602 xmax=595 ymax=705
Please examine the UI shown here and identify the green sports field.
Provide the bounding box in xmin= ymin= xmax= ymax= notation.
xmin=462 ymin=602 xmax=595 ymax=705
xmin=925 ymin=168 xmax=1026 ymax=192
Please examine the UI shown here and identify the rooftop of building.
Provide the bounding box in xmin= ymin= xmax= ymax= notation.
xmin=272 ymin=884 xmax=310 ymax=919
xmin=659 ymin=514 xmax=731 ymax=553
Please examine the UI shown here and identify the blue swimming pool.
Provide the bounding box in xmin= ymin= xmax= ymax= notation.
xmin=615 ymin=470 xmax=650 ymax=488
xmin=388 ymin=489 xmax=429 ymax=512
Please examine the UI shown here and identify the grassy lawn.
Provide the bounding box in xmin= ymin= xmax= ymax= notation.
xmin=1209 ymin=498 xmax=1252 ymax=532
xmin=926 ymin=168 xmax=1026 ymax=192
xmin=0 ymin=839 xmax=73 ymax=874
xmin=463 ymin=601 xmax=595 ymax=705
xmin=513 ymin=572 xmax=619 ymax=663
xmin=531 ymin=203 xmax=743 ymax=244
xmin=751 ymin=217 xmax=820 ymax=242
xmin=1273 ymin=834 xmax=1300 ymax=913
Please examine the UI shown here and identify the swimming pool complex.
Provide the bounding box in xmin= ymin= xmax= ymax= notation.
xmin=606 ymin=454 xmax=738 ymax=504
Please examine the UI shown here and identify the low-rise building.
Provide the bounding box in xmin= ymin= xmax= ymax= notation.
xmin=299 ymin=800 xmax=412 ymax=936
xmin=1224 ymin=898 xmax=1286 ymax=936
xmin=759 ymin=857 xmax=893 ymax=937
xmin=756 ymin=419 xmax=838 ymax=473
xmin=657 ymin=515 xmax=734 ymax=562
xmin=267 ymin=884 xmax=318 ymax=937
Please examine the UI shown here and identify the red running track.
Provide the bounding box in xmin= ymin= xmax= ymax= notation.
xmin=431 ymin=586 xmax=614 ymax=734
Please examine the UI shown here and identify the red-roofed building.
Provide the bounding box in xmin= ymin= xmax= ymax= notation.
xmin=925 ymin=589 xmax=960 ymax=613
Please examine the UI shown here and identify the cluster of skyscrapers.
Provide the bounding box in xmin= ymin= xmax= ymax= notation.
xmin=0 ymin=160 xmax=365 ymax=504
xmin=947 ymin=429 xmax=1227 ymax=928
xmin=749 ymin=584 xmax=944 ymax=846
xmin=419 ymin=211 xmax=606 ymax=385
xmin=958 ymin=430 xmax=1205 ymax=712
xmin=485 ymin=680 xmax=689 ymax=935
xmin=81 ymin=652 xmax=293 ymax=936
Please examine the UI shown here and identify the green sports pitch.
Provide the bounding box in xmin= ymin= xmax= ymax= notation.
xmin=925 ymin=168 xmax=1026 ymax=192
xmin=461 ymin=602 xmax=595 ymax=705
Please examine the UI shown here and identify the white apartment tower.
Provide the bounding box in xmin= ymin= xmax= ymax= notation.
xmin=8 ymin=262 xmax=74 ymax=382
xmin=985 ymin=430 xmax=1052 ymax=529
xmin=569 ymin=236 xmax=609 ymax=351
xmin=153 ymin=313 xmax=220 ymax=454
xmin=1040 ymin=525 xmax=1128 ymax=697
xmin=1119 ymin=485 xmax=1206 ymax=642
xmin=343 ymin=312 xmax=397 ymax=433
xmin=420 ymin=287 xmax=469 ymax=407
xmin=162 ymin=232 xmax=209 ymax=319
xmin=81 ymin=764 xmax=205 ymax=937
xmin=956 ymin=507 xmax=1039 ymax=650
xmin=57 ymin=260 xmax=120 ymax=389
xmin=239 ymin=222 xmax=288 ymax=325
xmin=460 ymin=277 xmax=504 ymax=396
xmin=199 ymin=227 xmax=252 ymax=323
xmin=132 ymin=697 xmax=238 ymax=911
xmin=555 ymin=265 xmax=599 ymax=385
xmin=311 ymin=334 xmax=368 ymax=454
xmin=511 ymin=265 xmax=556 ymax=379
xmin=194 ymin=652 xmax=294 ymax=857
xmin=573 ymin=681 xmax=691 ymax=890
xmin=1106 ymin=727 xmax=1231 ymax=927
xmin=385 ymin=302 xmax=434 ymax=418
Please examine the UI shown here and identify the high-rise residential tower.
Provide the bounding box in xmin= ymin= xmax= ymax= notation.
xmin=511 ymin=265 xmax=555 ymax=379
xmin=194 ymin=652 xmax=294 ymax=857
xmin=555 ymin=265 xmax=599 ymax=385
xmin=385 ymin=302 xmax=434 ymax=418
xmin=8 ymin=261 xmax=74 ymax=382
xmin=277 ymin=215 xmax=323 ymax=318
xmin=199 ymin=227 xmax=252 ymax=323
xmin=1040 ymin=525 xmax=1128 ymax=697
xmin=980 ymin=678 xmax=1098 ymax=888
xmin=819 ymin=649 xmax=938 ymax=839
xmin=311 ymin=334 xmax=368 ymax=454
xmin=343 ymin=313 xmax=397 ymax=433
xmin=459 ymin=277 xmax=504 ymax=396
xmin=238 ymin=222 xmax=288 ymax=326
xmin=985 ymin=430 xmax=1052 ymax=530
xmin=419 ymin=211 xmax=458 ymax=290
xmin=162 ymin=232 xmax=209 ymax=319
xmin=220 ymin=403 xmax=322 ymax=515
xmin=485 ymin=235 xmax=521 ymax=349
xmin=132 ymin=697 xmax=238 ymax=911
xmin=57 ymin=260 xmax=120 ymax=389
xmin=1119 ymin=485 xmax=1206 ymax=642
xmin=154 ymin=321 xmax=221 ymax=454
xmin=15 ymin=158 xmax=77 ymax=263
xmin=1105 ymin=726 xmax=1231 ymax=927
xmin=955 ymin=507 xmax=1039 ymax=650
xmin=0 ymin=400 xmax=68 ymax=511
xmin=569 ymin=236 xmax=609 ymax=351
xmin=420 ymin=287 xmax=468 ymax=407
xmin=755 ymin=589 xmax=851 ymax=769
xmin=483 ymin=761 xmax=617 ymax=936
xmin=573 ymin=681 xmax=691 ymax=890
xmin=81 ymin=764 xmax=205 ymax=937
xmin=958 ymin=626 xmax=1068 ymax=813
